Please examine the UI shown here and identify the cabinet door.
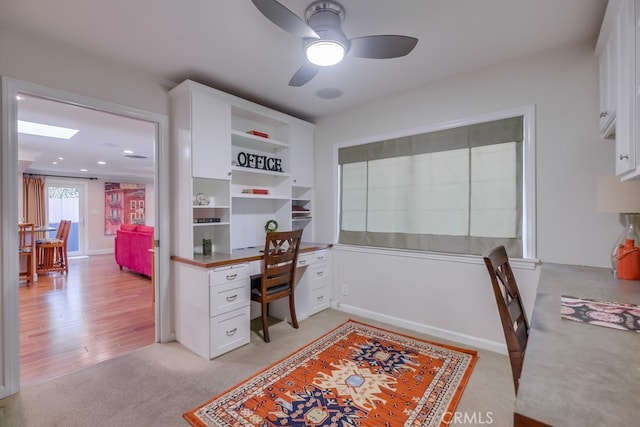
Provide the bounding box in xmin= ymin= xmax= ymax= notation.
xmin=616 ymin=0 xmax=636 ymax=175
xmin=599 ymin=31 xmax=617 ymax=136
xmin=290 ymin=124 xmax=314 ymax=188
xmin=192 ymin=89 xmax=231 ymax=180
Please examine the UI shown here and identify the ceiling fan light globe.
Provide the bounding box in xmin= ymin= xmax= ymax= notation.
xmin=306 ymin=40 xmax=344 ymax=66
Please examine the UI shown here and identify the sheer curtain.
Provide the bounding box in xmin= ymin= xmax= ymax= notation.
xmin=23 ymin=175 xmax=46 ymax=226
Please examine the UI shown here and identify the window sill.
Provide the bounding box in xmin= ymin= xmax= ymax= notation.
xmin=334 ymin=244 xmax=539 ymax=270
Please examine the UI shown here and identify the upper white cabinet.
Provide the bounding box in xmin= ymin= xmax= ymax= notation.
xmin=615 ymin=0 xmax=636 ymax=175
xmin=170 ymin=80 xmax=316 ymax=257
xmin=598 ymin=26 xmax=617 ymax=137
xmin=290 ymin=123 xmax=315 ymax=188
xmin=172 ymin=82 xmax=231 ymax=180
xmin=597 ymin=0 xmax=640 ymax=179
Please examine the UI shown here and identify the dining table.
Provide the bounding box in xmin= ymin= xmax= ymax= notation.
xmin=19 ymin=225 xmax=57 ymax=282
xmin=514 ymin=263 xmax=640 ymax=426
xmin=34 ymin=225 xmax=57 ymax=234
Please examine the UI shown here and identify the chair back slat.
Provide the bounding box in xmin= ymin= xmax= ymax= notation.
xmin=19 ymin=223 xmax=35 ymax=252
xmin=483 ymin=245 xmax=530 ymax=394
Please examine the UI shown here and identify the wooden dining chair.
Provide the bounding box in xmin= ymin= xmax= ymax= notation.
xmin=19 ymin=223 xmax=36 ymax=283
xmin=250 ymin=229 xmax=303 ymax=342
xmin=37 ymin=219 xmax=71 ymax=275
xmin=483 ymin=245 xmax=530 ymax=394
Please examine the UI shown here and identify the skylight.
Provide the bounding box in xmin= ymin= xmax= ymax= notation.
xmin=17 ymin=120 xmax=79 ymax=139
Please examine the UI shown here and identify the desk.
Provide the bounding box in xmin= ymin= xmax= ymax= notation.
xmin=170 ymin=242 xmax=332 ymax=268
xmin=171 ymin=243 xmax=332 ymax=359
xmin=515 ymin=263 xmax=640 ymax=426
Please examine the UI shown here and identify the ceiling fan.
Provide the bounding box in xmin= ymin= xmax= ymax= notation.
xmin=251 ymin=0 xmax=419 ymax=87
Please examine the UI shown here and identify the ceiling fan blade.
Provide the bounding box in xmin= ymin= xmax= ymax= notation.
xmin=289 ymin=62 xmax=320 ymax=87
xmin=348 ymin=35 xmax=418 ymax=59
xmin=252 ymin=0 xmax=319 ymax=39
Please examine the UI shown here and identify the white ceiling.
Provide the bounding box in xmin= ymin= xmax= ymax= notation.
xmin=3 ymin=0 xmax=607 ymax=180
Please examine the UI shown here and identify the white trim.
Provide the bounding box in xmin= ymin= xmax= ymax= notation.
xmin=87 ymin=248 xmax=115 ymax=256
xmin=0 ymin=77 xmax=171 ymax=397
xmin=334 ymin=244 xmax=539 ymax=270
xmin=332 ymin=105 xmax=538 ymax=259
xmin=1 ymin=76 xmax=21 ymax=398
xmin=332 ymin=302 xmax=507 ymax=355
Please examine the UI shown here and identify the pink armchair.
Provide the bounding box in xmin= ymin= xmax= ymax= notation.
xmin=114 ymin=224 xmax=154 ymax=277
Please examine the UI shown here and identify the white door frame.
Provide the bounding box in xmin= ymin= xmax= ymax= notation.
xmin=0 ymin=76 xmax=172 ymax=398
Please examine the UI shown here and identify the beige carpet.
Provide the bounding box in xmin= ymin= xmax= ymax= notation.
xmin=0 ymin=310 xmax=515 ymax=426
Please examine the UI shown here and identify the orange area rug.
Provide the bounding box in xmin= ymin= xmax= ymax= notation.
xmin=184 ymin=320 xmax=477 ymax=427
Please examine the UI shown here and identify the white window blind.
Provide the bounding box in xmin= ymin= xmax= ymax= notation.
xmin=339 ymin=116 xmax=523 ymax=257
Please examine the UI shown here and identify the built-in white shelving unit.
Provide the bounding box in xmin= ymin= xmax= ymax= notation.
xmin=170 ymin=79 xmax=315 ymax=257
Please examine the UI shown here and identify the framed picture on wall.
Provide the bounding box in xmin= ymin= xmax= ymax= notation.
xmin=104 ymin=182 xmax=145 ymax=235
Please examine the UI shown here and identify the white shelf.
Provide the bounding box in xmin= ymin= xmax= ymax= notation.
xmin=231 ymin=130 xmax=288 ymax=151
xmin=231 ymin=165 xmax=289 ymax=178
xmin=232 ymin=193 xmax=290 ymax=200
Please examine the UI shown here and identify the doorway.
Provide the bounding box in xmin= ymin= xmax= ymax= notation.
xmin=45 ymin=179 xmax=88 ymax=257
xmin=1 ymin=77 xmax=171 ymax=398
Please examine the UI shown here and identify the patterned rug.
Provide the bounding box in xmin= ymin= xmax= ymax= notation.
xmin=561 ymin=295 xmax=640 ymax=333
xmin=184 ymin=320 xmax=477 ymax=427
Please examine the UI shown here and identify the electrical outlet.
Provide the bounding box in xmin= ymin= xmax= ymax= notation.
xmin=341 ymin=284 xmax=349 ymax=296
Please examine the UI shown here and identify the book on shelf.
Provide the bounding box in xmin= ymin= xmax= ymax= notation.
xmin=241 ymin=188 xmax=269 ymax=195
xmin=246 ymin=130 xmax=269 ymax=138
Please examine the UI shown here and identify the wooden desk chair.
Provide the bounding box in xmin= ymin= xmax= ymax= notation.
xmin=19 ymin=223 xmax=36 ymax=283
xmin=483 ymin=245 xmax=530 ymax=394
xmin=250 ymin=229 xmax=303 ymax=342
xmin=37 ymin=219 xmax=71 ymax=275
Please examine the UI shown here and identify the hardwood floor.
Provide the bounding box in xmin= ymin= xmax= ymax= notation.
xmin=19 ymin=254 xmax=155 ymax=387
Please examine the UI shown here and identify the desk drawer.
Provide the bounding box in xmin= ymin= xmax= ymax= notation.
xmin=210 ymin=307 xmax=250 ymax=358
xmin=308 ymin=262 xmax=329 ymax=288
xmin=296 ymin=253 xmax=312 ymax=268
xmin=309 ymin=250 xmax=330 ymax=264
xmin=210 ymin=280 xmax=250 ymax=317
xmin=209 ymin=263 xmax=249 ymax=285
xmin=309 ymin=285 xmax=330 ymax=314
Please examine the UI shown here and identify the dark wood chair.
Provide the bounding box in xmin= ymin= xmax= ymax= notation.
xmin=483 ymin=245 xmax=530 ymax=394
xmin=37 ymin=219 xmax=71 ymax=275
xmin=19 ymin=223 xmax=36 ymax=283
xmin=250 ymin=229 xmax=303 ymax=342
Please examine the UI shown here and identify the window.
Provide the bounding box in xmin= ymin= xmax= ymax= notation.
xmin=339 ymin=114 xmax=529 ymax=258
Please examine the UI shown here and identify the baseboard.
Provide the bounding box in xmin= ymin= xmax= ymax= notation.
xmin=87 ymin=249 xmax=114 ymax=256
xmin=331 ymin=301 xmax=507 ymax=355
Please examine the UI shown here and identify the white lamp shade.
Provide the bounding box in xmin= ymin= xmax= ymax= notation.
xmin=596 ymin=175 xmax=640 ymax=213
xmin=306 ymin=41 xmax=345 ymax=66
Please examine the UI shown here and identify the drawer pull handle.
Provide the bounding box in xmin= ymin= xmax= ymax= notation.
xmin=316 ymin=271 xmax=324 ymax=276
xmin=620 ymin=154 xmax=629 ymax=160
xmin=226 ymin=294 xmax=237 ymax=302
xmin=317 ymin=295 xmax=324 ymax=300
xmin=317 ymin=256 xmax=324 ymax=261
xmin=299 ymin=260 xmax=307 ymax=266
xmin=226 ymin=273 xmax=237 ymax=280
xmin=226 ymin=328 xmax=237 ymax=336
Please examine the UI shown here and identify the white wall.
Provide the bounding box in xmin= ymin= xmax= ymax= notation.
xmin=0 ymin=26 xmax=171 ymax=115
xmin=313 ymin=42 xmax=620 ymax=351
xmin=1 ymin=26 xmax=165 ymax=256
